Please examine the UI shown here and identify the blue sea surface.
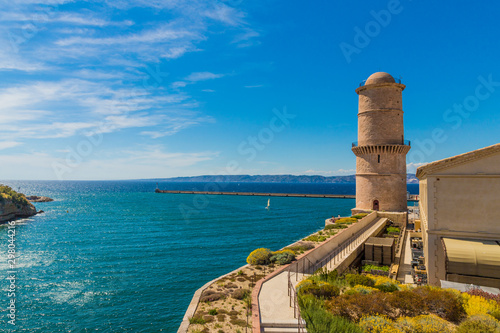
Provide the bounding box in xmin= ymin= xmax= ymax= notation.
xmin=0 ymin=181 xmax=418 ymax=332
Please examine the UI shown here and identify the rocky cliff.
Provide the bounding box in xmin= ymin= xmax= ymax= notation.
xmin=0 ymin=185 xmax=38 ymax=223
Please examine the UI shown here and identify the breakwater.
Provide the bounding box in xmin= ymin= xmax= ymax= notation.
xmin=155 ymin=189 xmax=354 ymax=198
xmin=155 ymin=189 xmax=419 ymax=201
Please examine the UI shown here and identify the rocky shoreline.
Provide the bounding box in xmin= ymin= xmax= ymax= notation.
xmin=0 ymin=185 xmax=49 ymax=223
xmin=26 ymin=195 xmax=54 ymax=203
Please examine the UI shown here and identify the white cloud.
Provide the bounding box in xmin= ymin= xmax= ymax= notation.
xmin=172 ymin=81 xmax=188 ymax=88
xmin=185 ymin=71 xmax=225 ymax=82
xmin=56 ymin=25 xmax=195 ymax=46
xmin=244 ymin=84 xmax=263 ymax=88
xmin=407 ymin=162 xmax=428 ymax=174
xmin=0 ymin=141 xmax=22 ymax=150
xmin=0 ymin=79 xmax=212 ymax=140
xmin=171 ymin=72 xmax=225 ymax=89
xmin=0 ymin=12 xmax=133 ymax=27
xmin=141 ymin=113 xmax=215 ymax=138
xmin=204 ymin=4 xmax=245 ymax=26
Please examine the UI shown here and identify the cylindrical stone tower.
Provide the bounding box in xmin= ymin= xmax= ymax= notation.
xmin=352 ymin=72 xmax=410 ymax=212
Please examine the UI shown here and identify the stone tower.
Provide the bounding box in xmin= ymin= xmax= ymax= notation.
xmin=352 ymin=72 xmax=410 ymax=212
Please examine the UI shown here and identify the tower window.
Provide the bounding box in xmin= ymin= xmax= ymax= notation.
xmin=378 ymin=155 xmax=380 ymax=163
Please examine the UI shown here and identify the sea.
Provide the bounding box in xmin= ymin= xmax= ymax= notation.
xmin=0 ymin=181 xmax=419 ymax=332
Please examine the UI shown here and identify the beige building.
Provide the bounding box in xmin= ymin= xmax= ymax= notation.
xmin=416 ymin=143 xmax=500 ymax=288
xmin=352 ymin=72 xmax=410 ymax=213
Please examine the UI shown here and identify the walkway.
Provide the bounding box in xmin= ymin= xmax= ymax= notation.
xmin=397 ymin=231 xmax=415 ymax=284
xmin=258 ymin=217 xmax=388 ymax=332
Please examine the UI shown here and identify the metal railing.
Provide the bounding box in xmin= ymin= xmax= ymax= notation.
xmin=352 ymin=140 xmax=411 ymax=147
xmin=285 ymin=216 xmax=386 ymax=331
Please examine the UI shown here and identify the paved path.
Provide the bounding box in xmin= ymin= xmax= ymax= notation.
xmin=259 ymin=272 xmax=304 ymax=323
xmin=397 ymin=231 xmax=415 ymax=284
xmin=258 ymin=217 xmax=387 ymax=331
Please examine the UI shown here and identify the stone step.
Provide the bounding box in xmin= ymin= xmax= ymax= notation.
xmin=262 ymin=327 xmax=307 ymax=333
xmin=261 ymin=319 xmax=306 ymax=328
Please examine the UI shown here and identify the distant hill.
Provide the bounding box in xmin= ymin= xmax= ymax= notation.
xmin=152 ymin=174 xmax=419 ymax=184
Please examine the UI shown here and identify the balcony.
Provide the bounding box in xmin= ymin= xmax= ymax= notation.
xmin=352 ymin=140 xmax=411 ymax=148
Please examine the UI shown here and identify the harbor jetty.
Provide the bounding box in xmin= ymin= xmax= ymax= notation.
xmin=155 ymin=189 xmax=418 ymax=201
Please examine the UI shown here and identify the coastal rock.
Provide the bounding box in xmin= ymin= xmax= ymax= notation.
xmin=26 ymin=195 xmax=54 ymax=202
xmin=0 ymin=185 xmax=39 ymax=223
xmin=0 ymin=200 xmax=38 ymax=223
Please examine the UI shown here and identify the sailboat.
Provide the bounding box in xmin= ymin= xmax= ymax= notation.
xmin=266 ymin=198 xmax=270 ymax=210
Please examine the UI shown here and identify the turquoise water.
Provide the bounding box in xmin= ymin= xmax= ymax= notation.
xmin=0 ymin=181 xmax=417 ymax=331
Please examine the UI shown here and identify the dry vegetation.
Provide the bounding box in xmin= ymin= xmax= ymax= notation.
xmin=187 ymin=265 xmax=278 ymax=333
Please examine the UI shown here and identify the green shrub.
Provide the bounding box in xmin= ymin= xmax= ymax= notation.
xmin=208 ymin=308 xmax=218 ymax=315
xmin=375 ymin=281 xmax=400 ymax=293
xmin=351 ymin=213 xmax=368 ymax=219
xmin=231 ymin=289 xmax=250 ymax=300
xmin=299 ymin=281 xmax=340 ymax=299
xmin=200 ymin=290 xmax=225 ymax=302
xmin=298 ymin=294 xmax=364 ymax=333
xmin=324 ymin=224 xmax=348 ymax=230
xmin=388 ymin=290 xmax=426 ymax=317
xmin=285 ymin=242 xmax=315 ymax=254
xmin=386 ymin=227 xmax=401 ymax=235
xmin=303 ymin=234 xmax=327 ymax=242
xmin=313 ymin=268 xmax=339 ymax=282
xmin=413 ymin=286 xmax=465 ymax=322
xmin=246 ymin=248 xmax=272 ymax=265
xmin=456 ymin=314 xmax=500 ymax=333
xmin=229 ymin=318 xmax=248 ymax=327
xmin=344 ymin=285 xmax=380 ymax=295
xmin=325 ymin=292 xmax=392 ymax=321
xmin=344 ymin=274 xmax=375 ymax=287
xmin=410 ymin=314 xmax=453 ymax=333
xmin=358 ymin=315 xmax=397 ymax=333
xmin=189 ymin=315 xmax=206 ymax=325
xmin=362 ymin=264 xmax=390 ymax=273
xmin=270 ymin=250 xmax=295 ymax=265
xmin=0 ymin=185 xmax=29 ymax=206
xmin=335 ymin=217 xmax=357 ymax=224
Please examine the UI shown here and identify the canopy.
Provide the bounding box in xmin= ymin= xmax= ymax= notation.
xmin=442 ymin=238 xmax=500 ymax=279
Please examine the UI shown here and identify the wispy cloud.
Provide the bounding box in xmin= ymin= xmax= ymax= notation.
xmin=0 ymin=0 xmax=261 ymax=179
xmin=185 ymin=71 xmax=225 ymax=82
xmin=0 ymin=12 xmax=133 ymax=27
xmin=0 ymin=141 xmax=22 ymax=150
xmin=204 ymin=4 xmax=245 ymax=26
xmin=233 ymin=28 xmax=260 ymax=47
xmin=407 ymin=162 xmax=428 ymax=174
xmin=0 ymin=79 xmax=211 ymax=140
xmin=172 ymin=71 xmax=225 ymax=89
xmin=244 ymin=84 xmax=263 ymax=88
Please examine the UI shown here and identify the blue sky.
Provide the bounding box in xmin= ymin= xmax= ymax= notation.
xmin=1 ymin=0 xmax=499 ymax=180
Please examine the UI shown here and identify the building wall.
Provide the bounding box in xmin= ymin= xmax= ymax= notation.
xmin=357 ymin=85 xmax=404 ymax=146
xmin=420 ymin=152 xmax=500 ymax=285
xmin=356 ymin=174 xmax=407 ymax=212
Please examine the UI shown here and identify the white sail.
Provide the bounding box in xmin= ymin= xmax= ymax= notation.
xmin=266 ymin=198 xmax=270 ymax=209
